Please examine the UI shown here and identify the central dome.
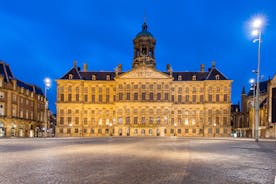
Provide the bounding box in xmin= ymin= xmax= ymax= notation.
xmin=135 ymin=22 xmax=154 ymax=38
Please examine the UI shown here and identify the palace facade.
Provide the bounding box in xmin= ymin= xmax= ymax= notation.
xmin=56 ymin=22 xmax=232 ymax=137
xmin=0 ymin=61 xmax=47 ymax=137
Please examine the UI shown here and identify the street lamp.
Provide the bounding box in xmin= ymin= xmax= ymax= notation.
xmin=250 ymin=17 xmax=265 ymax=142
xmin=44 ymin=77 xmax=51 ymax=137
xmin=249 ymin=78 xmax=256 ymax=138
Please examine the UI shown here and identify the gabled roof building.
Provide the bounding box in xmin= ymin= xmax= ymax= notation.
xmin=56 ymin=22 xmax=232 ymax=137
xmin=0 ymin=61 xmax=47 ymax=137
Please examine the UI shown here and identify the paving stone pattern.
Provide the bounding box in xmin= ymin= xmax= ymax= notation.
xmin=0 ymin=137 xmax=275 ymax=184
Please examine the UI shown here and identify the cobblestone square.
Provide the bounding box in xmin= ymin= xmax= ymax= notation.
xmin=0 ymin=137 xmax=275 ymax=184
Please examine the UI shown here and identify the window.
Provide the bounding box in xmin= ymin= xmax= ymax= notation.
xmin=68 ymin=94 xmax=72 ymax=102
xmin=98 ymin=129 xmax=102 ymax=134
xmin=99 ymin=95 xmax=102 ymax=103
xmin=106 ymin=75 xmax=110 ymax=80
xmin=208 ymin=94 xmax=212 ymax=102
xmin=59 ymin=128 xmax=63 ymax=133
xmin=223 ymin=94 xmax=228 ymax=102
xmin=126 ymin=117 xmax=130 ymax=124
xmin=106 ymin=95 xmax=110 ymax=103
xmin=119 ymin=93 xmax=123 ymax=101
xmin=149 ymin=93 xmax=153 ymax=100
xmin=142 ymin=93 xmax=146 ymax=100
xmin=60 ymin=117 xmax=64 ymax=125
xmin=200 ymin=95 xmax=203 ymax=103
xmin=185 ymin=95 xmax=189 ymax=102
xmin=185 ymin=87 xmax=189 ymax=93
xmin=75 ymin=117 xmax=79 ymax=125
xmin=178 ymin=129 xmax=181 ymax=134
xmin=216 ymin=94 xmax=220 ymax=102
xmin=92 ymin=95 xmax=95 ymax=103
xmin=92 ymin=75 xmax=96 ymax=80
xmin=68 ymin=117 xmax=72 ymax=124
xmin=157 ymin=93 xmax=161 ymax=100
xmin=164 ymin=93 xmax=169 ymax=100
xmin=67 ymin=128 xmax=71 ymax=134
xmin=192 ymin=75 xmax=196 ymax=81
xmin=76 ymin=94 xmax=79 ymax=101
xmin=192 ymin=95 xmax=196 ymax=103
xmin=126 ymin=93 xmax=130 ymax=100
xmin=193 ymin=129 xmax=196 ymax=134
xmin=134 ymin=117 xmax=138 ymax=124
xmin=156 ymin=117 xmax=160 ymax=124
xmin=91 ymin=128 xmax=94 ymax=134
xmin=134 ymin=93 xmax=138 ymax=100
xmin=84 ymin=118 xmax=88 ymax=125
xmin=68 ymin=74 xmax=73 ymax=79
xmin=149 ymin=117 xmax=153 ymax=124
xmin=74 ymin=128 xmax=78 ymax=133
xmin=185 ymin=129 xmax=189 ymax=133
xmin=171 ymin=95 xmax=174 ymax=102
xmin=60 ymin=94 xmax=64 ymax=102
xmin=178 ymin=95 xmax=182 ymax=103
xmin=178 ymin=75 xmax=182 ymax=81
xmin=215 ymin=74 xmax=220 ymax=80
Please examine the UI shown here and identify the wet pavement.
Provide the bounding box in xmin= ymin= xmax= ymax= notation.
xmin=0 ymin=137 xmax=275 ymax=184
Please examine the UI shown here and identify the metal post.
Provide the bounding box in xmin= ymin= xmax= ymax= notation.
xmin=44 ymin=84 xmax=48 ymax=137
xmin=255 ymin=32 xmax=261 ymax=142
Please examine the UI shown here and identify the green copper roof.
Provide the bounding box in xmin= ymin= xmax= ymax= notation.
xmin=135 ymin=22 xmax=154 ymax=38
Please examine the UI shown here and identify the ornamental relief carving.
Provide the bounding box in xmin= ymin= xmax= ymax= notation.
xmin=119 ymin=67 xmax=170 ymax=79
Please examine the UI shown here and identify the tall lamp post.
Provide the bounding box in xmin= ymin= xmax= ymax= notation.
xmin=251 ymin=17 xmax=264 ymax=142
xmin=44 ymin=77 xmax=51 ymax=137
xmin=249 ymin=79 xmax=256 ymax=138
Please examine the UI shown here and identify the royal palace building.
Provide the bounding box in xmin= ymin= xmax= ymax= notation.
xmin=0 ymin=61 xmax=47 ymax=137
xmin=56 ymin=22 xmax=232 ymax=137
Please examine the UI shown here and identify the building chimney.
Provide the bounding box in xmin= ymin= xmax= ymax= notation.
xmin=118 ymin=64 xmax=122 ymax=72
xmin=83 ymin=63 xmax=88 ymax=72
xmin=200 ymin=64 xmax=205 ymax=72
xmin=212 ymin=61 xmax=216 ymax=68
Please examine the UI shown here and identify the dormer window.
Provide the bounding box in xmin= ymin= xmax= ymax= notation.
xmin=215 ymin=74 xmax=220 ymax=80
xmin=192 ymin=75 xmax=196 ymax=81
xmin=92 ymin=75 xmax=96 ymax=80
xmin=178 ymin=75 xmax=182 ymax=81
xmin=106 ymin=75 xmax=110 ymax=81
xmin=68 ymin=74 xmax=73 ymax=79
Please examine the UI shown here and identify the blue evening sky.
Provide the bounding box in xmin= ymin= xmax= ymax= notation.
xmin=0 ymin=0 xmax=275 ymax=113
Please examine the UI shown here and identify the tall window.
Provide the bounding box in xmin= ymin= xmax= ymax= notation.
xmin=150 ymin=93 xmax=154 ymax=100
xmin=126 ymin=93 xmax=130 ymax=100
xmin=134 ymin=93 xmax=138 ymax=101
xmin=92 ymin=95 xmax=95 ymax=103
xmin=106 ymin=95 xmax=110 ymax=103
xmin=134 ymin=117 xmax=138 ymax=124
xmin=223 ymin=94 xmax=228 ymax=102
xmin=99 ymin=95 xmax=102 ymax=103
xmin=157 ymin=93 xmax=161 ymax=100
xmin=208 ymin=94 xmax=212 ymax=102
xmin=216 ymin=94 xmax=220 ymax=102
xmin=178 ymin=95 xmax=182 ymax=103
xmin=68 ymin=94 xmax=72 ymax=102
xmin=164 ymin=93 xmax=169 ymax=101
xmin=119 ymin=93 xmax=123 ymax=101
xmin=142 ymin=93 xmax=146 ymax=100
